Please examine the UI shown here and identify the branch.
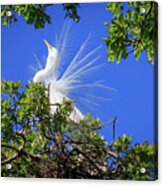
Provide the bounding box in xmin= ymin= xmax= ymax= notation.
xmin=22 ymin=151 xmax=42 ymax=161
xmin=73 ymin=148 xmax=103 ymax=177
xmin=1 ymin=129 xmax=42 ymax=165
xmin=1 ymin=144 xmax=20 ymax=152
xmin=102 ymin=147 xmax=118 ymax=158
xmin=1 ymin=129 xmax=27 ymax=165
xmin=107 ymin=116 xmax=117 ymax=146
xmin=1 ymin=152 xmax=19 ymax=165
xmin=1 ymin=144 xmax=21 ymax=165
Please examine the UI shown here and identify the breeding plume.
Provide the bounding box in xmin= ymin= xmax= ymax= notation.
xmin=32 ymin=20 xmax=112 ymax=122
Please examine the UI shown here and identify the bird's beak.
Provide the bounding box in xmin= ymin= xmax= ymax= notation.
xmin=44 ymin=39 xmax=52 ymax=51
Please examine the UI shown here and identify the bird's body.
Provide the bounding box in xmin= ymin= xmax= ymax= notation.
xmin=33 ymin=39 xmax=84 ymax=123
xmin=33 ymin=40 xmax=59 ymax=83
xmin=32 ymin=20 xmax=112 ymax=123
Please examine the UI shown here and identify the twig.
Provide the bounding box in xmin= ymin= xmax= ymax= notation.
xmin=74 ymin=148 xmax=103 ymax=177
xmin=1 ymin=152 xmax=20 ymax=165
xmin=109 ymin=116 xmax=117 ymax=146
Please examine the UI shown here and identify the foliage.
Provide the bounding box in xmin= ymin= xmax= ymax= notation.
xmin=1 ymin=4 xmax=80 ymax=29
xmin=104 ymin=1 xmax=158 ymax=64
xmin=1 ymin=80 xmax=157 ymax=180
xmin=62 ymin=3 xmax=80 ymax=22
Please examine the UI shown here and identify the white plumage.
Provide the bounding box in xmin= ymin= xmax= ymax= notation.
xmin=33 ymin=40 xmax=59 ymax=83
xmin=33 ymin=39 xmax=84 ymax=123
xmin=32 ymin=20 xmax=113 ymax=123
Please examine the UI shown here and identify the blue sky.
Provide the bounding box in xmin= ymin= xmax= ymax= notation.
xmin=2 ymin=2 xmax=156 ymax=144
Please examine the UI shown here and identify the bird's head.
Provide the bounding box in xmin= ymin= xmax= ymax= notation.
xmin=44 ymin=39 xmax=59 ymax=57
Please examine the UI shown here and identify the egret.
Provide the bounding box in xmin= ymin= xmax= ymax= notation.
xmin=32 ymin=20 xmax=113 ymax=123
xmin=33 ymin=40 xmax=59 ymax=83
xmin=33 ymin=39 xmax=84 ymax=123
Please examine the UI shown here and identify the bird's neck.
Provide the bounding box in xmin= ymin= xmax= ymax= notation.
xmin=45 ymin=64 xmax=56 ymax=73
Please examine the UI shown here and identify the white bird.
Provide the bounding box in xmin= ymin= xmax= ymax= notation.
xmin=33 ymin=39 xmax=84 ymax=123
xmin=32 ymin=20 xmax=113 ymax=123
xmin=33 ymin=40 xmax=59 ymax=83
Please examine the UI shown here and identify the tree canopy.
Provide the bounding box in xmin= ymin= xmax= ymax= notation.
xmin=1 ymin=4 xmax=80 ymax=29
xmin=104 ymin=1 xmax=158 ymax=64
xmin=1 ymin=80 xmax=157 ymax=180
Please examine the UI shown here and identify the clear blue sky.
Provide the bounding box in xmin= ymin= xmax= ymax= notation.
xmin=2 ymin=2 xmax=156 ymax=144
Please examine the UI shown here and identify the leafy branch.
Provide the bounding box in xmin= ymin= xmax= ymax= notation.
xmin=1 ymin=80 xmax=157 ymax=180
xmin=103 ymin=1 xmax=158 ymax=64
xmin=1 ymin=4 xmax=80 ymax=29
